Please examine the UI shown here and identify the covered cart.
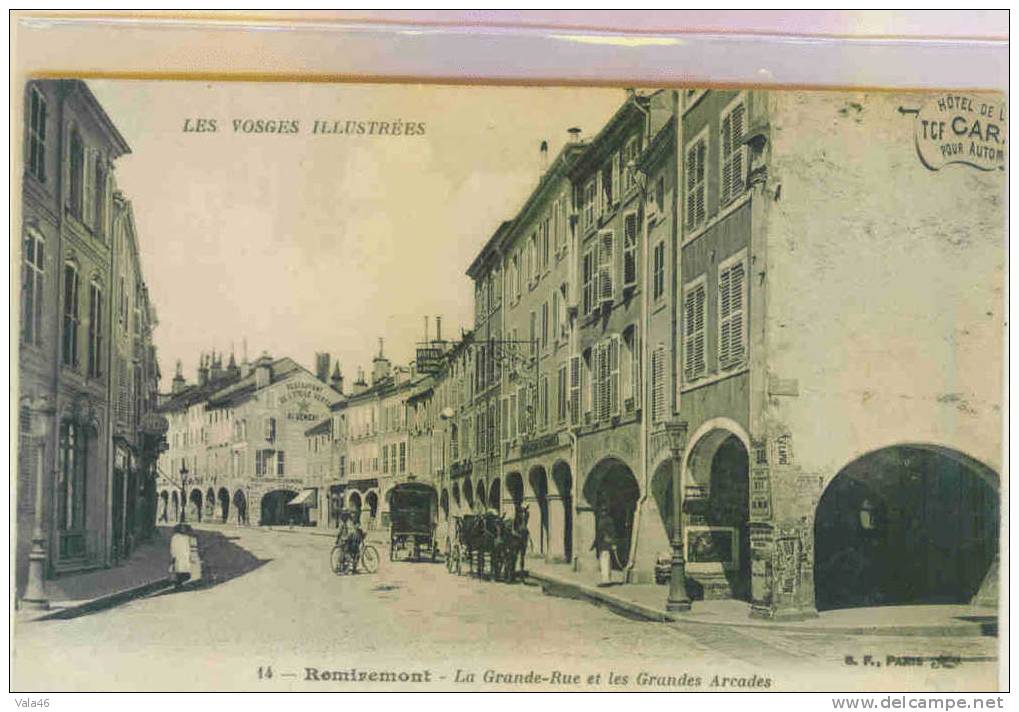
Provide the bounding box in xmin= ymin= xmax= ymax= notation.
xmin=387 ymin=481 xmax=438 ymax=561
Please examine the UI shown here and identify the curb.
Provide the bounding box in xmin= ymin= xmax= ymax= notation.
xmin=527 ymin=571 xmax=996 ymax=637
xmin=32 ymin=578 xmax=175 ymax=621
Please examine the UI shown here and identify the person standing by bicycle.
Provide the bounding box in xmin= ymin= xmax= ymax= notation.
xmin=335 ymin=510 xmax=366 ymax=573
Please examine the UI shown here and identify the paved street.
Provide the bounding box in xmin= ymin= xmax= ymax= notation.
xmin=12 ymin=526 xmax=999 ymax=692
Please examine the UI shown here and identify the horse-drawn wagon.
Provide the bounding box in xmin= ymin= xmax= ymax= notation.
xmin=387 ymin=481 xmax=439 ymax=561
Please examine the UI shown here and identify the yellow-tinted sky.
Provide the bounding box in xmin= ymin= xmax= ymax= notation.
xmin=89 ymin=80 xmax=624 ymax=389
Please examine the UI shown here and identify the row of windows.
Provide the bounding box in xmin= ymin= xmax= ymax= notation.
xmin=504 ymin=193 xmax=571 ymax=306
xmin=685 ymin=93 xmax=748 ymax=233
xmin=381 ymin=442 xmax=407 ymax=474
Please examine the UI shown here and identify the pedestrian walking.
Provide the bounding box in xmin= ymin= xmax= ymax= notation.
xmin=169 ymin=523 xmax=192 ymax=588
xmin=591 ymin=505 xmax=617 ymax=587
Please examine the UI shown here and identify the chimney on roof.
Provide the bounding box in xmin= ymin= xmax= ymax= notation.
xmin=227 ymin=349 xmax=240 ymax=378
xmin=568 ymin=127 xmax=582 ymax=143
xmin=210 ymin=350 xmax=224 ymax=382
xmin=435 ymin=315 xmax=442 ymax=342
xmin=172 ymin=359 xmax=187 ymax=395
xmin=352 ymin=367 xmax=368 ymax=396
xmin=315 ymin=352 xmax=331 ymax=383
xmin=255 ymin=351 xmax=272 ymax=389
xmin=371 ymin=338 xmax=391 ymax=386
xmin=539 ymin=139 xmax=549 ymax=174
xmin=198 ymin=353 xmax=209 ymax=387
xmin=330 ymin=362 xmax=344 ymax=394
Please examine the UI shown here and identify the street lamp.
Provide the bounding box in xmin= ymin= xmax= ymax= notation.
xmin=179 ymin=462 xmax=190 ymax=524
xmin=21 ymin=394 xmax=55 ymax=611
xmin=664 ymin=419 xmax=691 ymax=612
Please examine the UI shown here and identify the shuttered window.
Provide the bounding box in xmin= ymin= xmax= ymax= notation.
xmin=720 ymin=95 xmax=748 ymax=206
xmin=623 ymin=212 xmax=638 ymax=286
xmin=598 ymin=230 xmax=614 ymax=304
xmin=22 ymin=230 xmax=44 ymax=346
xmin=557 ymin=364 xmax=568 ymax=423
xmin=652 ymin=241 xmax=665 ymax=300
xmin=87 ymin=282 xmax=103 ymax=378
xmin=685 ymin=130 xmax=707 ymax=231
xmin=569 ymin=356 xmax=581 ymax=425
xmin=651 ymin=345 xmax=667 ymax=422
xmin=583 ymin=179 xmax=597 ymax=230
xmin=683 ymin=280 xmax=707 ymax=381
xmin=582 ymin=246 xmax=595 ymax=315
xmin=27 ymin=85 xmax=46 ymax=182
xmin=501 ymin=397 xmax=509 ymax=442
xmin=608 ymin=335 xmax=621 ymax=418
xmin=630 ymin=324 xmax=641 ymax=410
xmin=718 ymin=255 xmax=747 ymax=368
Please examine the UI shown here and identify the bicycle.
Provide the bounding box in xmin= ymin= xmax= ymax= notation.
xmin=331 ymin=537 xmax=380 ymax=575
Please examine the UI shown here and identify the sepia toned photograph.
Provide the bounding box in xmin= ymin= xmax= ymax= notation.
xmin=11 ymin=70 xmax=1006 ymax=692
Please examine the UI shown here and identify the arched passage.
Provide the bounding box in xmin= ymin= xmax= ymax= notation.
xmin=463 ymin=477 xmax=475 ymax=512
xmin=583 ymin=458 xmax=639 ymax=568
xmin=528 ymin=466 xmax=549 ymax=556
xmin=260 ymin=489 xmax=298 ymax=526
xmin=683 ymin=429 xmax=751 ymax=601
xmin=205 ymin=487 xmax=216 ymax=519
xmin=171 ymin=491 xmax=180 ymax=522
xmin=488 ymin=479 xmax=501 ymax=516
xmin=505 ymin=472 xmax=524 ymax=511
xmin=348 ymin=491 xmax=363 ymax=527
xmin=452 ymin=482 xmax=462 ymax=512
xmin=440 ymin=489 xmax=450 ymax=522
xmin=217 ymin=488 xmax=230 ymax=523
xmin=552 ymin=461 xmax=574 ymax=563
xmin=189 ymin=488 xmax=203 ymax=522
xmin=476 ymin=479 xmax=488 ymax=512
xmin=365 ymin=490 xmax=380 ymax=529
xmin=158 ymin=491 xmax=169 ymax=523
xmin=232 ymin=490 xmax=247 ymax=525
xmin=815 ymin=444 xmax=999 ymax=611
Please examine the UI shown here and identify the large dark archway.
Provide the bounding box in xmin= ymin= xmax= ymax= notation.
xmin=684 ymin=430 xmax=751 ymax=601
xmin=552 ymin=462 xmax=574 ymax=562
xmin=488 ymin=479 xmax=501 ymax=515
xmin=528 ymin=466 xmax=550 ymax=555
xmin=452 ymin=482 xmax=462 ymax=511
xmin=217 ymin=488 xmax=230 ymax=523
xmin=232 ymin=490 xmax=247 ymax=525
xmin=171 ymin=491 xmax=180 ymax=522
xmin=505 ymin=472 xmax=524 ymax=511
xmin=475 ymin=479 xmax=488 ymax=512
xmin=205 ymin=487 xmax=216 ymax=519
xmin=189 ymin=489 xmax=203 ymax=522
xmin=463 ymin=477 xmax=475 ymax=512
xmin=260 ymin=489 xmax=298 ymax=526
xmin=815 ymin=445 xmax=998 ymax=611
xmin=583 ymin=459 xmax=639 ymax=568
xmin=365 ymin=491 xmax=380 ymax=528
xmin=348 ymin=491 xmax=363 ymax=527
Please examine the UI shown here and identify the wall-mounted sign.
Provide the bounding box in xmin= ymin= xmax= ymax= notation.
xmin=416 ymin=347 xmax=443 ymax=374
xmin=915 ymin=94 xmax=1006 ymax=172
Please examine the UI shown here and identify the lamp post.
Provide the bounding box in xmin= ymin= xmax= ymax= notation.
xmin=21 ymin=395 xmax=55 ymax=611
xmin=178 ymin=463 xmax=190 ymax=524
xmin=664 ymin=419 xmax=691 ymax=612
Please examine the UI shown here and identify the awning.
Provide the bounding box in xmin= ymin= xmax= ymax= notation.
xmin=288 ymin=489 xmax=318 ymax=507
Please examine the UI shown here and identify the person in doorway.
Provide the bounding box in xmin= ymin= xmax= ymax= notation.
xmin=591 ymin=505 xmax=617 ymax=587
xmin=169 ymin=523 xmax=192 ymax=588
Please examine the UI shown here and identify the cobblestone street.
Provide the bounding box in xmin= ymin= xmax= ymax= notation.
xmin=12 ymin=526 xmax=999 ymax=692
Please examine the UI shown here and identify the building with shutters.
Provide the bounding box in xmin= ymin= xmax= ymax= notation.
xmin=16 ymin=79 xmax=135 ymax=599
xmin=496 ymin=140 xmax=584 ymax=564
xmin=155 ymin=354 xmax=343 ymax=528
xmin=673 ymin=88 xmax=1002 ymax=619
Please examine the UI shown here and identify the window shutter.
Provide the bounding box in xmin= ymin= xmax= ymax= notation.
xmin=733 ymin=100 xmax=749 ymax=197
xmin=695 ymin=142 xmax=707 ymax=226
xmin=721 ymin=111 xmax=733 ymax=205
xmin=631 ymin=324 xmax=641 ymax=410
xmin=694 ymin=286 xmax=706 ymax=376
xmin=719 ymin=266 xmax=732 ymax=365
xmin=624 ymin=213 xmax=638 ymax=285
xmin=684 ymin=285 xmax=707 ymax=380
xmin=653 ymin=346 xmax=667 ymax=422
xmin=685 ymin=145 xmax=697 ymax=230
xmin=611 ymin=153 xmax=621 ymax=206
xmin=609 ymin=335 xmax=621 ymax=417
xmin=569 ymin=356 xmax=581 ymax=425
xmin=599 ymin=231 xmax=614 ymax=302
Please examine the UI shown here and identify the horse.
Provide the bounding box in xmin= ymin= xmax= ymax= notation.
xmin=500 ymin=505 xmax=530 ymax=582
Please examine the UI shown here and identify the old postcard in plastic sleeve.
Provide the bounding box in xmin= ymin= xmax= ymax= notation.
xmin=12 ymin=77 xmax=1005 ymax=692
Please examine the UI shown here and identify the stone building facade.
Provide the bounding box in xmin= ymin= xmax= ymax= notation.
xmin=16 ymin=79 xmax=160 ymax=601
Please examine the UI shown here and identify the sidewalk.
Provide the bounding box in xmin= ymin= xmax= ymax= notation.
xmin=18 ymin=528 xmax=176 ymax=622
xmin=527 ymin=561 xmax=997 ymax=637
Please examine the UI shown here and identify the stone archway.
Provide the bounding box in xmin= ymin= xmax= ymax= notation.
xmin=528 ymin=466 xmax=550 ymax=556
xmin=551 ymin=461 xmax=574 ymax=563
xmin=815 ymin=444 xmax=999 ymax=611
xmin=205 ymin=487 xmax=216 ymax=519
xmin=452 ymin=482 xmax=462 ymax=514
xmin=476 ymin=479 xmax=488 ymax=512
xmin=189 ymin=488 xmax=203 ymax=523
xmin=348 ymin=491 xmax=364 ymax=527
xmin=488 ymin=479 xmax=501 ymax=516
xmin=463 ymin=477 xmax=476 ymax=512
xmin=260 ymin=489 xmax=298 ymax=526
xmin=583 ymin=458 xmax=639 ymax=569
xmin=217 ymin=487 xmax=230 ymax=523
xmin=365 ymin=490 xmax=380 ymax=530
xmin=505 ymin=472 xmax=524 ymax=512
xmin=683 ymin=428 xmax=751 ymax=601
